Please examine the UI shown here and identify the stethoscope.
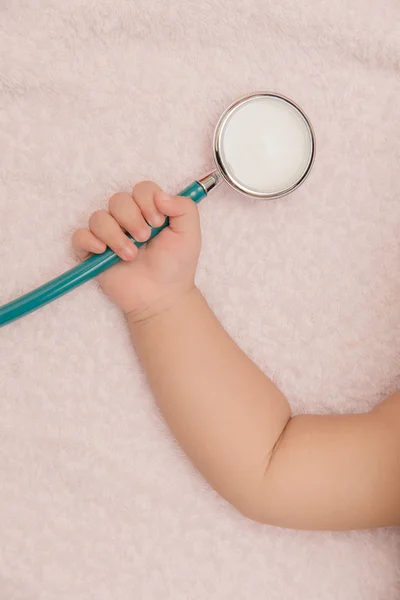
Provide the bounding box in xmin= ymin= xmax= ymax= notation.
xmin=0 ymin=92 xmax=315 ymax=328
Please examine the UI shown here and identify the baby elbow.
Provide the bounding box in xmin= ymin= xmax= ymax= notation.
xmin=238 ymin=505 xmax=267 ymax=524
xmin=231 ymin=493 xmax=271 ymax=525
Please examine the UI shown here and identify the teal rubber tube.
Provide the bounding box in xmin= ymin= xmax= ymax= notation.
xmin=0 ymin=181 xmax=207 ymax=328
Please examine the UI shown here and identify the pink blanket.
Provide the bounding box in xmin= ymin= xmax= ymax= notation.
xmin=1 ymin=1 xmax=399 ymax=598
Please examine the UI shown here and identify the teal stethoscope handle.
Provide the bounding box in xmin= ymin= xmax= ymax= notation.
xmin=0 ymin=181 xmax=207 ymax=328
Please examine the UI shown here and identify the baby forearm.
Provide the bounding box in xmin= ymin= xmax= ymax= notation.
xmin=128 ymin=287 xmax=291 ymax=518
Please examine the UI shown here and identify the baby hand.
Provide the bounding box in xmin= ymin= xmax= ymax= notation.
xmin=72 ymin=181 xmax=201 ymax=322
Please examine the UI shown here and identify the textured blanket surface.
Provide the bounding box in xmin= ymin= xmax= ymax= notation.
xmin=1 ymin=1 xmax=399 ymax=598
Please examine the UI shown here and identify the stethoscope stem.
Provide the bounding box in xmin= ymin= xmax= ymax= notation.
xmin=198 ymin=170 xmax=222 ymax=194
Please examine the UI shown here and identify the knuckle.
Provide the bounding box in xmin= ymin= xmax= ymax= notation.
xmin=132 ymin=180 xmax=159 ymax=197
xmin=89 ymin=210 xmax=107 ymax=229
xmin=71 ymin=229 xmax=83 ymax=246
xmin=108 ymin=191 xmax=130 ymax=211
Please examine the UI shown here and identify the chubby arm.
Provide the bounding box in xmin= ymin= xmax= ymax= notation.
xmin=129 ymin=288 xmax=400 ymax=530
xmin=72 ymin=182 xmax=400 ymax=531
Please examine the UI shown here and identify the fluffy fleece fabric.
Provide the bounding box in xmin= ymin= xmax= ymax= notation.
xmin=1 ymin=1 xmax=399 ymax=598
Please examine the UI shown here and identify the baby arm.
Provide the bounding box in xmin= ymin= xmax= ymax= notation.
xmin=73 ymin=181 xmax=400 ymax=531
xmin=130 ymin=293 xmax=400 ymax=530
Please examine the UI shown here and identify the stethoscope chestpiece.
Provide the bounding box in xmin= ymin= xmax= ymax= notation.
xmin=212 ymin=91 xmax=315 ymax=200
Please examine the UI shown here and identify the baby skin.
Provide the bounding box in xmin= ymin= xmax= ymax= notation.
xmin=72 ymin=181 xmax=400 ymax=531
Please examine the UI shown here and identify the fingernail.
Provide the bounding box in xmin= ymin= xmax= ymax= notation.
xmin=135 ymin=228 xmax=151 ymax=242
xmin=92 ymin=240 xmax=105 ymax=253
xmin=150 ymin=213 xmax=165 ymax=227
xmin=122 ymin=244 xmax=135 ymax=260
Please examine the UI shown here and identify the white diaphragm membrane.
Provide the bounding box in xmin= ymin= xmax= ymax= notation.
xmin=217 ymin=95 xmax=314 ymax=197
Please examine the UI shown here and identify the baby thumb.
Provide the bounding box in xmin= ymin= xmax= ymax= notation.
xmin=154 ymin=191 xmax=199 ymax=235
